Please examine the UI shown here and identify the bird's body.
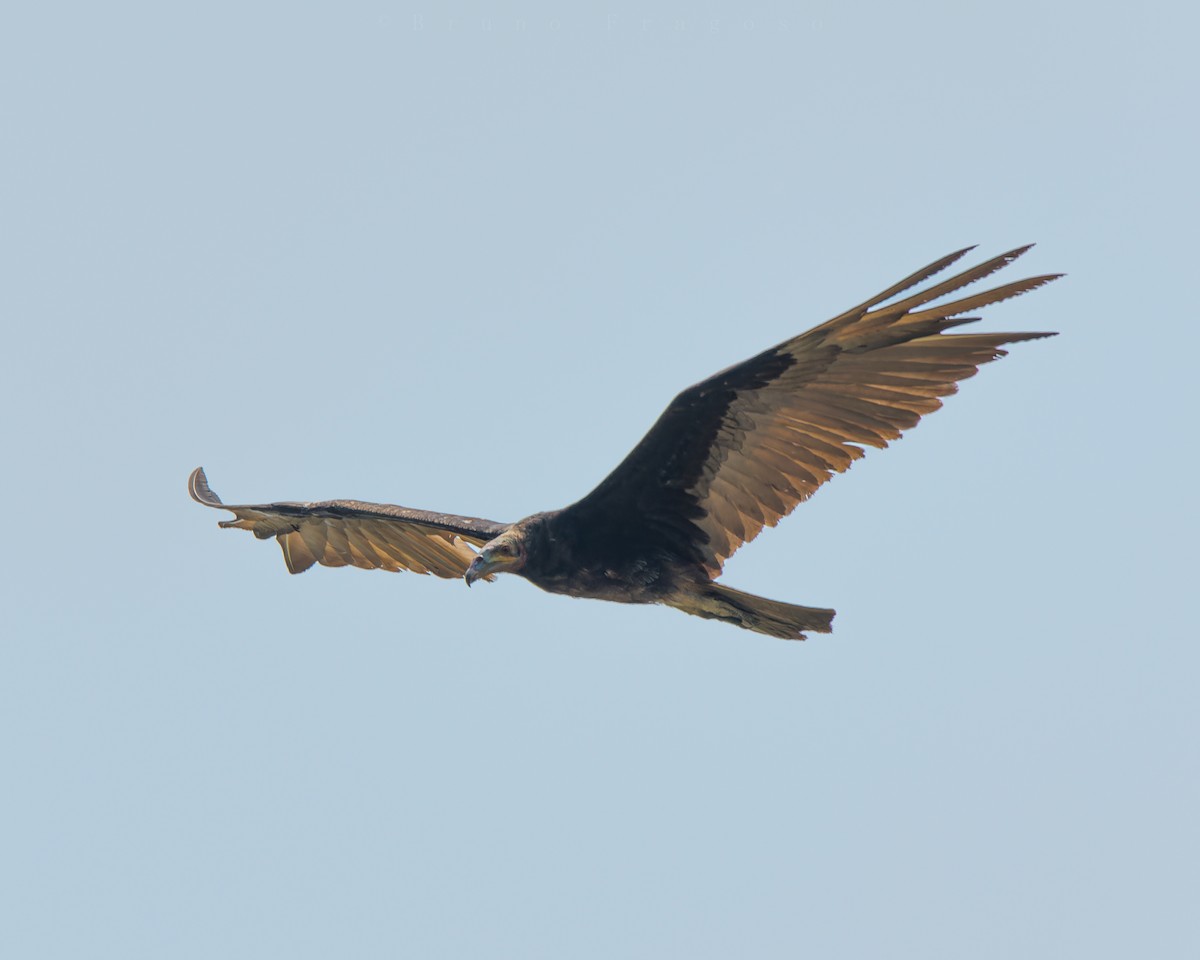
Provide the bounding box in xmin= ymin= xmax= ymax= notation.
xmin=499 ymin=513 xmax=668 ymax=604
xmin=191 ymin=245 xmax=1058 ymax=639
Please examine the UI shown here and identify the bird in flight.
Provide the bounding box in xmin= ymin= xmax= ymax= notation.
xmin=191 ymin=245 xmax=1058 ymax=640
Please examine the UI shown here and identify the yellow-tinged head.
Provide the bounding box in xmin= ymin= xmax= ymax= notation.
xmin=464 ymin=534 xmax=526 ymax=586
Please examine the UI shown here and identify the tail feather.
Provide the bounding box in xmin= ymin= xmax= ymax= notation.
xmin=666 ymin=583 xmax=835 ymax=641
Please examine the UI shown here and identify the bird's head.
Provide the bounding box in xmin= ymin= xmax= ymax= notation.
xmin=464 ymin=532 xmax=527 ymax=586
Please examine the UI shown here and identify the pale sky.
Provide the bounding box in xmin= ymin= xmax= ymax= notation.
xmin=2 ymin=2 xmax=1197 ymax=957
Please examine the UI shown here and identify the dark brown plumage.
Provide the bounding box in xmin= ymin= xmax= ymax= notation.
xmin=190 ymin=245 xmax=1058 ymax=639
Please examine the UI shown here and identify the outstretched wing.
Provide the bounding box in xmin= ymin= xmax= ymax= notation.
xmin=564 ymin=245 xmax=1060 ymax=577
xmin=189 ymin=467 xmax=510 ymax=578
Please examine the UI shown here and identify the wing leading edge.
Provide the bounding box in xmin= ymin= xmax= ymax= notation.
xmin=189 ymin=467 xmax=509 ymax=577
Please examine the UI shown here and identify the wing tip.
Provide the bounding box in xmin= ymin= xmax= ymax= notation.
xmin=188 ymin=466 xmax=224 ymax=506
xmin=1011 ymin=330 xmax=1059 ymax=342
xmin=1005 ymin=271 xmax=1065 ymax=301
xmin=923 ymin=244 xmax=979 ymax=278
xmin=1001 ymin=242 xmax=1036 ymax=262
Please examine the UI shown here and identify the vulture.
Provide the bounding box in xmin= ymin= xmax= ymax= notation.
xmin=190 ymin=245 xmax=1058 ymax=640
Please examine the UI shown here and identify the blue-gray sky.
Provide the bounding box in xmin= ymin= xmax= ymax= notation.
xmin=2 ymin=2 xmax=1196 ymax=957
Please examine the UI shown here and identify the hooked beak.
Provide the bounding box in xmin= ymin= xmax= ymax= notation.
xmin=465 ymin=548 xmax=502 ymax=587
